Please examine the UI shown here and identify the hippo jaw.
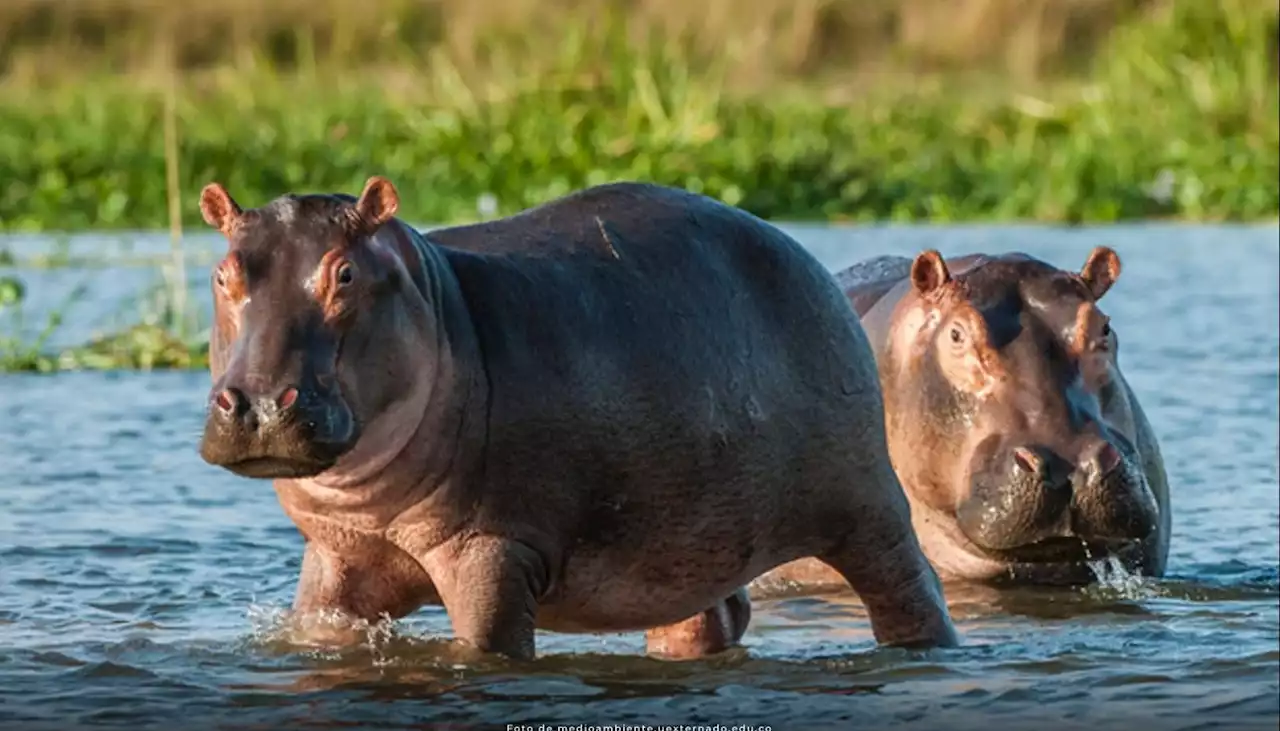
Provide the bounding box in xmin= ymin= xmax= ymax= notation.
xmin=214 ymin=455 xmax=335 ymax=480
xmin=916 ymin=504 xmax=1155 ymax=586
xmin=972 ymin=536 xmax=1144 ymax=566
xmin=200 ymin=439 xmax=356 ymax=480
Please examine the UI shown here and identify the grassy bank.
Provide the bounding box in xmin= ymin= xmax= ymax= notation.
xmin=0 ymin=0 xmax=1277 ymax=372
xmin=1 ymin=0 xmax=1277 ymax=232
xmin=0 ymin=0 xmax=1196 ymax=85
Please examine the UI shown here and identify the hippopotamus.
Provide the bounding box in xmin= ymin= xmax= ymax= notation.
xmin=195 ymin=176 xmax=958 ymax=660
xmin=755 ymin=247 xmax=1169 ymax=590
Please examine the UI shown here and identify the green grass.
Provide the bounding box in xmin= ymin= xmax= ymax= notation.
xmin=2 ymin=1 xmax=1276 ymax=233
xmin=0 ymin=0 xmax=1276 ymax=372
xmin=0 ymin=0 xmax=1188 ymax=86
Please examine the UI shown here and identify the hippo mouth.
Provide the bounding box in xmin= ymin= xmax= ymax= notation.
xmin=199 ymin=419 xmax=353 ymax=478
xmin=977 ymin=536 xmax=1140 ymax=565
xmin=218 ymin=455 xmax=338 ymax=480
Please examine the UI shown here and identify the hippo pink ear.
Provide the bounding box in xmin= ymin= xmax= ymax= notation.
xmin=353 ymin=175 xmax=400 ymax=232
xmin=199 ymin=183 xmax=242 ymax=237
xmin=1079 ymin=246 xmax=1121 ymax=300
xmin=910 ymin=250 xmax=951 ymax=296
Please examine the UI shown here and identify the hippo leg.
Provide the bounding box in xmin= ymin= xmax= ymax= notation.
xmin=644 ymin=588 xmax=752 ymax=660
xmin=433 ymin=535 xmax=549 ymax=661
xmin=289 ymin=542 xmax=437 ymax=645
xmin=818 ymin=505 xmax=959 ymax=648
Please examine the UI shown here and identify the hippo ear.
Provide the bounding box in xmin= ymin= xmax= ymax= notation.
xmin=199 ymin=183 xmax=242 ymax=236
xmin=910 ymin=250 xmax=951 ymax=296
xmin=353 ymin=175 xmax=400 ymax=232
xmin=1079 ymin=246 xmax=1121 ymax=300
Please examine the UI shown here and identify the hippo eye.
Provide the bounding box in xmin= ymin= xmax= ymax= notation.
xmin=949 ymin=326 xmax=965 ymax=344
xmin=1101 ymin=322 xmax=1112 ymax=338
xmin=335 ymin=262 xmax=355 ymax=287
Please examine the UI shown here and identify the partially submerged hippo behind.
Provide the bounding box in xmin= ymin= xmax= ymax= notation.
xmin=760 ymin=247 xmax=1169 ymax=590
xmin=195 ymin=176 xmax=958 ymax=660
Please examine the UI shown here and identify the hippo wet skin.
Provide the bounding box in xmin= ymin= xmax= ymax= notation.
xmin=758 ymin=248 xmax=1169 ymax=590
xmin=195 ymin=176 xmax=958 ymax=660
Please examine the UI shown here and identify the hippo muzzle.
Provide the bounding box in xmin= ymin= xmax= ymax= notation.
xmin=199 ymin=380 xmax=356 ymax=479
xmin=956 ymin=432 xmax=1160 ymax=564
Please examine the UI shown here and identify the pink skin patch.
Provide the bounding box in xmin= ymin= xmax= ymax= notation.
xmin=216 ymin=389 xmax=237 ymax=413
xmin=1013 ymin=447 xmax=1042 ymax=475
xmin=1096 ymin=441 xmax=1122 ymax=474
xmin=277 ymin=387 xmax=299 ymax=411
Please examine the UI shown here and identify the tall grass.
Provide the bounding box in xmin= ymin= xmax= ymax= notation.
xmin=0 ymin=0 xmax=1168 ymax=86
xmin=2 ymin=2 xmax=1276 ymax=232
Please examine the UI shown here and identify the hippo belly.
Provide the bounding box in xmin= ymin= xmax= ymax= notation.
xmin=535 ymin=548 xmax=767 ymax=633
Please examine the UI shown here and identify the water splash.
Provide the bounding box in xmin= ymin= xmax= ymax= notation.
xmin=245 ymin=602 xmax=399 ymax=667
xmin=1084 ymin=556 xmax=1160 ymax=600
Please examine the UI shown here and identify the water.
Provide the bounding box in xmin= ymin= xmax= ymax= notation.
xmin=1 ymin=224 xmax=1278 ymax=730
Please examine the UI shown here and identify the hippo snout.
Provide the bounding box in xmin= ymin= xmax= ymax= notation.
xmin=198 ymin=379 xmax=357 ymax=480
xmin=957 ymin=436 xmax=1158 ymax=560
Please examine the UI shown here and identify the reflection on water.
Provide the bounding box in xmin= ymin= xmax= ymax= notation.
xmin=0 ymin=224 xmax=1277 ymax=730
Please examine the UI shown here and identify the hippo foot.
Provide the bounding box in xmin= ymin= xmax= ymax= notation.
xmin=643 ymin=588 xmax=752 ymax=661
xmin=275 ymin=610 xmax=373 ymax=649
xmin=439 ymin=638 xmax=520 ymax=667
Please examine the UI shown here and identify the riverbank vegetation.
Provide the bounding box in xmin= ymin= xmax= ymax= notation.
xmin=0 ymin=0 xmax=1276 ymax=371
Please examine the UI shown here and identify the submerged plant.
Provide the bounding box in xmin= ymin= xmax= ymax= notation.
xmin=0 ymin=275 xmax=84 ymax=372
xmin=0 ymin=266 xmax=208 ymax=373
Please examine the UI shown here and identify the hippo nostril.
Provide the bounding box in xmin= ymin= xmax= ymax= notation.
xmin=214 ymin=388 xmax=245 ymax=416
xmin=1013 ymin=447 xmax=1044 ymax=478
xmin=1091 ymin=442 xmax=1123 ymax=478
xmin=277 ymin=386 xmax=299 ymax=411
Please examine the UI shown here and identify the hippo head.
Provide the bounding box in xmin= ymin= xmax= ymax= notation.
xmin=196 ymin=176 xmax=430 ymax=480
xmin=882 ymin=247 xmax=1159 ymax=582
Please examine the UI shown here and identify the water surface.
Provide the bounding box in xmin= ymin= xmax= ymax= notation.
xmin=1 ymin=224 xmax=1277 ymax=730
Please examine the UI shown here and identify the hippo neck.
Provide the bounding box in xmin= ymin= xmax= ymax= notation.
xmin=276 ymin=221 xmax=489 ymax=526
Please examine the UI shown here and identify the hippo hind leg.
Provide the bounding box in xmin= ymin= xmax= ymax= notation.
xmin=644 ymin=587 xmax=751 ymax=660
xmin=819 ymin=465 xmax=960 ymax=648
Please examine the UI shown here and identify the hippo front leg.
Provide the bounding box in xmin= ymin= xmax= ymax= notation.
xmin=432 ymin=535 xmax=549 ymax=661
xmin=644 ymin=588 xmax=752 ymax=660
xmin=289 ymin=541 xmax=437 ymax=645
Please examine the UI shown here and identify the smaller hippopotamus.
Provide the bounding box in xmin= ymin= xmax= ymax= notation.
xmin=756 ymin=247 xmax=1169 ymax=590
xmin=195 ymin=176 xmax=958 ymax=661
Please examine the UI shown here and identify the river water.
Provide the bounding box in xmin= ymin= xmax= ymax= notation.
xmin=1 ymin=224 xmax=1277 ymax=730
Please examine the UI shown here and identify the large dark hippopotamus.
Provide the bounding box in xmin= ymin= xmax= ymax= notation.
xmin=756 ymin=248 xmax=1169 ymax=590
xmin=195 ymin=176 xmax=958 ymax=660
